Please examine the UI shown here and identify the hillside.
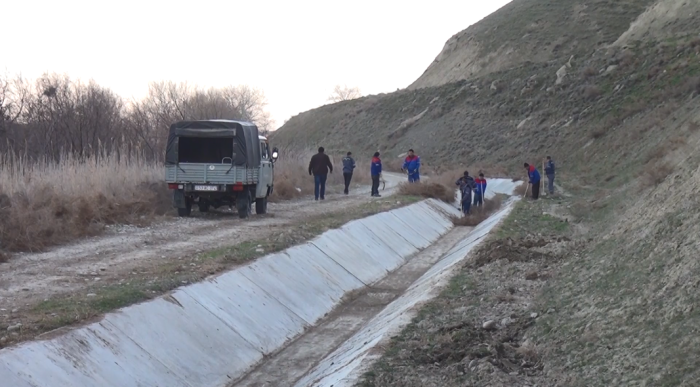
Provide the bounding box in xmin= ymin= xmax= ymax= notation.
xmin=271 ymin=0 xmax=698 ymax=180
xmin=273 ymin=0 xmax=700 ymax=385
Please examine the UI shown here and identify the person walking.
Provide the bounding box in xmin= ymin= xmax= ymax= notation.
xmin=456 ymin=171 xmax=476 ymax=214
xmin=370 ymin=152 xmax=382 ymax=197
xmin=524 ymin=162 xmax=541 ymax=200
xmin=544 ymin=156 xmax=555 ymax=195
xmin=474 ymin=173 xmax=487 ymax=207
xmin=308 ymin=147 xmax=333 ymax=201
xmin=342 ymin=151 xmax=356 ymax=195
xmin=402 ymin=149 xmax=421 ymax=183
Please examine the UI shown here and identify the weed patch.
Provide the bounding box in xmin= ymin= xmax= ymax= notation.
xmin=397 ymin=181 xmax=454 ymax=203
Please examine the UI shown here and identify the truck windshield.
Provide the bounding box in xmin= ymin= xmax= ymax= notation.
xmin=178 ymin=137 xmax=234 ymax=164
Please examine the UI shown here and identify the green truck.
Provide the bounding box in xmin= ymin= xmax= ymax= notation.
xmin=165 ymin=120 xmax=278 ymax=219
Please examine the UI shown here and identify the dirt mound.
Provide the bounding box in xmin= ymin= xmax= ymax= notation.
xmin=471 ymin=237 xmax=559 ymax=268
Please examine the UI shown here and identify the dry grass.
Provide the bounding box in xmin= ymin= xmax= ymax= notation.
xmin=451 ymin=195 xmax=503 ymax=227
xmin=582 ymin=66 xmax=598 ymax=77
xmin=0 ymin=146 xmax=368 ymax=254
xmin=0 ymin=149 xmax=169 ymax=252
xmin=513 ymin=182 xmax=528 ymax=196
xmin=583 ymin=85 xmax=602 ymax=100
xmin=641 ymin=162 xmax=673 ymax=186
xmin=397 ymin=181 xmax=455 ymax=203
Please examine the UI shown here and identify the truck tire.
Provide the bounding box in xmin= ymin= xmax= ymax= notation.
xmin=236 ymin=191 xmax=251 ymax=219
xmin=255 ymin=197 xmax=267 ymax=215
xmin=198 ymin=200 xmax=210 ymax=213
xmin=177 ymin=198 xmax=192 ymax=217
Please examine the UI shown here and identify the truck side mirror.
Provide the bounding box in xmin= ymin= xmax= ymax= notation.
xmin=271 ymin=147 xmax=279 ymax=162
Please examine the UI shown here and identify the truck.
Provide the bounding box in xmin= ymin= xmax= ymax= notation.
xmin=164 ymin=119 xmax=278 ymax=219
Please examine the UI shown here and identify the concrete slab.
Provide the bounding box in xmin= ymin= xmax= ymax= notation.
xmin=238 ymin=248 xmax=361 ymax=325
xmin=338 ymin=220 xmax=406 ymax=272
xmin=296 ymin=199 xmax=518 ymax=387
xmin=379 ymin=212 xmax=433 ymax=249
xmin=105 ymin=295 xmax=261 ymax=387
xmin=388 ymin=206 xmax=444 ymax=242
xmin=311 ymin=230 xmax=389 ymax=285
xmin=0 ymin=361 xmax=35 ymax=387
xmin=181 ymin=270 xmax=309 ymax=354
xmin=357 ymin=219 xmax=418 ymax=258
xmin=284 ymin=244 xmax=365 ymax=294
xmin=3 ymin=321 xmax=191 ymax=387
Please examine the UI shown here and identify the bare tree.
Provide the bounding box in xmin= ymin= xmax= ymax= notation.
xmin=327 ymin=84 xmax=362 ymax=102
xmin=0 ymin=73 xmax=28 ymax=144
xmin=1 ymin=73 xmax=275 ymax=162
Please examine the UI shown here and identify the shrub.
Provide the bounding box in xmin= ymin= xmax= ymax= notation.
xmin=513 ymin=182 xmax=528 ymax=196
xmin=583 ymin=85 xmax=602 ymax=100
xmin=451 ymin=195 xmax=503 ymax=227
xmin=641 ymin=163 xmax=673 ymax=186
xmin=582 ymin=66 xmax=598 ymax=77
xmin=0 ymin=150 xmax=167 ymax=252
xmin=397 ymin=182 xmax=455 ymax=203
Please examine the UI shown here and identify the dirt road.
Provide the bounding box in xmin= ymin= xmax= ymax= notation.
xmin=0 ymin=173 xmax=405 ymax=313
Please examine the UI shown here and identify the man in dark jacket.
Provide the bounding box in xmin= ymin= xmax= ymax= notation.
xmin=456 ymin=171 xmax=476 ymax=214
xmin=370 ymin=152 xmax=382 ymax=197
xmin=524 ymin=163 xmax=541 ymax=200
xmin=544 ymin=156 xmax=555 ymax=195
xmin=342 ymin=152 xmax=356 ymax=195
xmin=308 ymin=147 xmax=333 ymax=200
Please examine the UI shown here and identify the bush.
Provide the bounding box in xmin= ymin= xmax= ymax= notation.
xmin=583 ymin=85 xmax=602 ymax=100
xmin=582 ymin=66 xmax=598 ymax=77
xmin=0 ymin=150 xmax=168 ymax=252
xmin=641 ymin=163 xmax=673 ymax=187
xmin=397 ymin=182 xmax=455 ymax=203
xmin=451 ymin=195 xmax=503 ymax=227
xmin=513 ymin=182 xmax=528 ymax=196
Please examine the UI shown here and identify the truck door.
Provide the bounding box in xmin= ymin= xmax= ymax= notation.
xmin=256 ymin=140 xmax=273 ymax=198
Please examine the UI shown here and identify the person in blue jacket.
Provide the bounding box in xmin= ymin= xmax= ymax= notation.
xmin=370 ymin=152 xmax=382 ymax=197
xmin=544 ymin=156 xmax=555 ymax=195
xmin=402 ymin=149 xmax=421 ymax=183
xmin=456 ymin=171 xmax=476 ymax=214
xmin=342 ymin=152 xmax=356 ymax=195
xmin=524 ymin=162 xmax=541 ymax=200
xmin=474 ymin=173 xmax=487 ymax=207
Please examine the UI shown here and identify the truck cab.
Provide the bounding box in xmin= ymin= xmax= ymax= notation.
xmin=164 ymin=120 xmax=278 ymax=218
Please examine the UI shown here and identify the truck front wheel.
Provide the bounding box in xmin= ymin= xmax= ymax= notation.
xmin=236 ymin=191 xmax=251 ymax=219
xmin=255 ymin=197 xmax=268 ymax=215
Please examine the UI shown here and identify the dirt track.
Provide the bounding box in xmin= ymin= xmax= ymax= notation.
xmin=0 ymin=173 xmax=404 ymax=313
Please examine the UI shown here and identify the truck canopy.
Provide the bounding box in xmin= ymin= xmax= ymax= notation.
xmin=165 ymin=120 xmax=261 ymax=168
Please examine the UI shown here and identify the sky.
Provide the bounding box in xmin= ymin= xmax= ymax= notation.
xmin=2 ymin=0 xmax=512 ymax=129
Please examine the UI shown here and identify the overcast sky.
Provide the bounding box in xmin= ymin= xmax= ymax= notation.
xmin=3 ymin=0 xmax=512 ymax=128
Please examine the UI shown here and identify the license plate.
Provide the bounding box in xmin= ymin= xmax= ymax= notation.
xmin=194 ymin=185 xmax=218 ymax=191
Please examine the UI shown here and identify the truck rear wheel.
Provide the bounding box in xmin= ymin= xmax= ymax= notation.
xmin=198 ymin=200 xmax=210 ymax=213
xmin=236 ymin=191 xmax=251 ymax=219
xmin=255 ymin=197 xmax=268 ymax=215
xmin=177 ymin=198 xmax=192 ymax=217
